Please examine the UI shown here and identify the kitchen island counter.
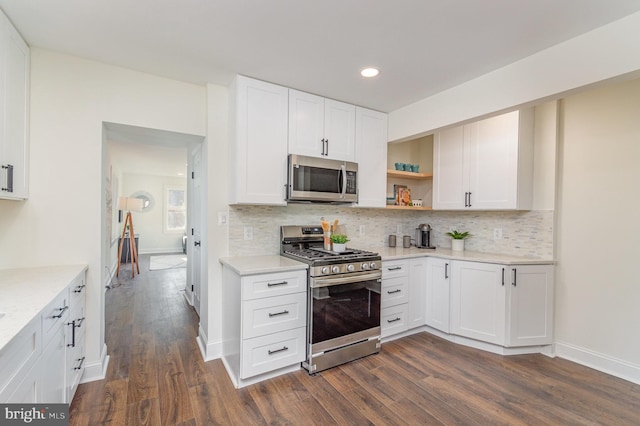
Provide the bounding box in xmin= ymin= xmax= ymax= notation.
xmin=377 ymin=247 xmax=554 ymax=265
xmin=220 ymin=255 xmax=308 ymax=276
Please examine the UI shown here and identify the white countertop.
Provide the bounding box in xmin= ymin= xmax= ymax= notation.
xmin=0 ymin=264 xmax=88 ymax=351
xmin=377 ymin=246 xmax=554 ymax=265
xmin=220 ymin=255 xmax=308 ymax=276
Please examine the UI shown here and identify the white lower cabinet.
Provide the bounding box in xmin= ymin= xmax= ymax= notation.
xmin=425 ymin=257 xmax=451 ymax=333
xmin=222 ymin=266 xmax=308 ymax=387
xmin=0 ymin=268 xmax=87 ymax=404
xmin=450 ymin=260 xmax=554 ymax=347
xmin=381 ymin=258 xmax=428 ymax=338
xmin=451 ymin=261 xmax=506 ymax=345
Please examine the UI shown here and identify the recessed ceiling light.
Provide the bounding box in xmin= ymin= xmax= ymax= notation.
xmin=360 ymin=67 xmax=379 ymax=78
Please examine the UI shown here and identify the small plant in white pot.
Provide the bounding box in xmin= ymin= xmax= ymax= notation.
xmin=446 ymin=230 xmax=470 ymax=251
xmin=330 ymin=234 xmax=349 ymax=252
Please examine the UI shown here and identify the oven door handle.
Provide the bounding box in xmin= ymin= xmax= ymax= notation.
xmin=311 ymin=271 xmax=382 ymax=288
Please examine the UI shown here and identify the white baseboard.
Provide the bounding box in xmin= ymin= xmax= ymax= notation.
xmin=80 ymin=344 xmax=110 ymax=383
xmin=197 ymin=325 xmax=221 ymax=362
xmin=554 ymin=341 xmax=640 ymax=385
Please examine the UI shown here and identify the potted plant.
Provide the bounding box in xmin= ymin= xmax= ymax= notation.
xmin=330 ymin=234 xmax=349 ymax=252
xmin=446 ymin=230 xmax=470 ymax=251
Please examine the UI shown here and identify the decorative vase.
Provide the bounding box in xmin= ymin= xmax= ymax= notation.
xmin=451 ymin=239 xmax=465 ymax=251
xmin=333 ymin=243 xmax=346 ymax=252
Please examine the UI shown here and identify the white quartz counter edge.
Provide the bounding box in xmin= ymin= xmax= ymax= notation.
xmin=220 ymin=255 xmax=308 ymax=276
xmin=0 ymin=264 xmax=88 ymax=352
xmin=377 ymin=247 xmax=555 ymax=265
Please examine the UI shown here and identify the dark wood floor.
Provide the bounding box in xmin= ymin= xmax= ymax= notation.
xmin=70 ymin=254 xmax=640 ymax=425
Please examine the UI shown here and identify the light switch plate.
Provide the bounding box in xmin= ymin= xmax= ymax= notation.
xmin=218 ymin=212 xmax=227 ymax=225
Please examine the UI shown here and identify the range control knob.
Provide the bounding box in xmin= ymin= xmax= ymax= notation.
xmin=332 ymin=266 xmax=340 ymax=274
xmin=369 ymin=262 xmax=378 ymax=270
xmin=321 ymin=267 xmax=329 ymax=274
xmin=347 ymin=264 xmax=355 ymax=272
xmin=361 ymin=262 xmax=369 ymax=270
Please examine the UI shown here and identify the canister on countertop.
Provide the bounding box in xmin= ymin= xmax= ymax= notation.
xmin=403 ymin=235 xmax=411 ymax=248
xmin=388 ymin=235 xmax=396 ymax=247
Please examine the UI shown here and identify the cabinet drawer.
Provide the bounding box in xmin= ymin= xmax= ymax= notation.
xmin=242 ymin=270 xmax=307 ymax=300
xmin=242 ymin=292 xmax=307 ymax=339
xmin=381 ymin=304 xmax=409 ymax=338
xmin=42 ymin=290 xmax=69 ymax=347
xmin=241 ymin=327 xmax=305 ymax=379
xmin=382 ymin=260 xmax=409 ymax=279
xmin=381 ymin=276 xmax=409 ymax=308
xmin=0 ymin=316 xmax=41 ymax=396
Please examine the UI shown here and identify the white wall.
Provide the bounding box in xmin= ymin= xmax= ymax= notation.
xmin=554 ymin=77 xmax=640 ymax=382
xmin=0 ymin=48 xmax=206 ymax=379
xmin=121 ymin=173 xmax=186 ymax=254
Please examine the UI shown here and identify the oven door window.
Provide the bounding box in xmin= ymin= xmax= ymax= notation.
xmin=311 ymin=279 xmax=381 ymax=344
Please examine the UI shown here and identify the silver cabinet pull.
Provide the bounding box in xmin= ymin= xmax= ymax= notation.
xmin=512 ymin=268 xmax=517 ymax=286
xmin=502 ymin=268 xmax=505 ymax=286
xmin=387 ymin=289 xmax=401 ymax=294
xmin=73 ymin=284 xmax=86 ymax=293
xmin=268 ymin=346 xmax=289 ymax=355
xmin=52 ymin=306 xmax=69 ymax=319
xmin=387 ymin=317 xmax=401 ymax=323
xmin=387 ymin=266 xmax=402 ymax=271
xmin=2 ymin=164 xmax=14 ymax=193
xmin=73 ymin=357 xmax=86 ymax=370
xmin=268 ymin=310 xmax=290 ymax=317
xmin=267 ymin=281 xmax=288 ymax=287
xmin=445 ymin=263 xmax=449 ymax=279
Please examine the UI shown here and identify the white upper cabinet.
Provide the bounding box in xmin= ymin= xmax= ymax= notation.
xmin=229 ymin=76 xmax=289 ymax=205
xmin=433 ymin=109 xmax=533 ymax=210
xmin=355 ymin=107 xmax=387 ymax=208
xmin=288 ymin=89 xmax=355 ymax=161
xmin=0 ymin=9 xmax=30 ymax=200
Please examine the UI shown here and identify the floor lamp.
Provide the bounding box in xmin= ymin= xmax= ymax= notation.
xmin=116 ymin=197 xmax=143 ymax=278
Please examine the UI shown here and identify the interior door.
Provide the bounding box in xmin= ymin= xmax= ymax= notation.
xmin=189 ymin=144 xmax=203 ymax=316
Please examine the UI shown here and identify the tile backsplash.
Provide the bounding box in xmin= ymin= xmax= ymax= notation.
xmin=228 ymin=205 xmax=554 ymax=259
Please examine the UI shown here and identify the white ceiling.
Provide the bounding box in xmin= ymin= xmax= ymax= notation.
xmin=3 ymin=1 xmax=640 ymax=112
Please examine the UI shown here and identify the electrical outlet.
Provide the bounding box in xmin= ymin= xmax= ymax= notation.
xmin=493 ymin=228 xmax=503 ymax=240
xmin=396 ymin=224 xmax=402 ymax=234
xmin=218 ymin=212 xmax=227 ymax=225
xmin=244 ymin=226 xmax=253 ymax=240
xmin=359 ymin=225 xmax=365 ymax=237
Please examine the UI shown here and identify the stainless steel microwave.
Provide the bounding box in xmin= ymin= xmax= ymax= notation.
xmin=287 ymin=154 xmax=358 ymax=203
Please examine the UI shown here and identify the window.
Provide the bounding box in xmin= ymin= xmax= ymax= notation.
xmin=165 ymin=186 xmax=186 ymax=233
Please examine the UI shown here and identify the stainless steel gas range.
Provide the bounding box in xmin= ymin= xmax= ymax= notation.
xmin=280 ymin=225 xmax=382 ymax=374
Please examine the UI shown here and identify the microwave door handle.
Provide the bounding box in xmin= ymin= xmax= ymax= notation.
xmin=340 ymin=164 xmax=347 ymax=198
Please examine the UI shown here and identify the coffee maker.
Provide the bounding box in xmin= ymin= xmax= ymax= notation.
xmin=415 ymin=224 xmax=436 ymax=249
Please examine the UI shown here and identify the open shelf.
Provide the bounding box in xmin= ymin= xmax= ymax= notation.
xmin=385 ymin=205 xmax=432 ymax=211
xmin=387 ymin=169 xmax=433 ymax=180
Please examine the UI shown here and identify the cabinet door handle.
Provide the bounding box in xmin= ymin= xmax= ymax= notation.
xmin=468 ymin=192 xmax=472 ymax=208
xmin=75 ymin=317 xmax=85 ymax=328
xmin=52 ymin=306 xmax=69 ymax=319
xmin=268 ymin=310 xmax=290 ymax=317
xmin=387 ymin=317 xmax=401 ymax=323
xmin=325 ymin=139 xmax=329 ymax=156
xmin=387 ymin=289 xmax=401 ymax=294
xmin=512 ymin=268 xmax=517 ymax=286
xmin=73 ymin=284 xmax=86 ymax=293
xmin=2 ymin=164 xmax=14 ymax=193
xmin=387 ymin=266 xmax=402 ymax=271
xmin=73 ymin=357 xmax=86 ymax=370
xmin=502 ymin=268 xmax=505 ymax=286
xmin=321 ymin=138 xmax=327 ymax=156
xmin=464 ymin=192 xmax=468 ymax=207
xmin=268 ymin=346 xmax=289 ymax=355
xmin=267 ymin=281 xmax=288 ymax=287
xmin=67 ymin=320 xmax=76 ymax=347
xmin=445 ymin=263 xmax=449 ymax=279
